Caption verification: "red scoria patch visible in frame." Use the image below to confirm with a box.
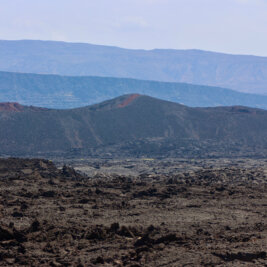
[117,94,140,108]
[0,102,25,112]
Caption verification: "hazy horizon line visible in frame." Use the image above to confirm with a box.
[1,38,266,58]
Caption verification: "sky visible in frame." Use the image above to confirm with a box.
[0,0,267,56]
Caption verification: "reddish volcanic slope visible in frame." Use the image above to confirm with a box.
[0,102,46,112]
[0,102,25,112]
[117,94,140,108]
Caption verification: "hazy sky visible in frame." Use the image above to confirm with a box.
[0,0,267,56]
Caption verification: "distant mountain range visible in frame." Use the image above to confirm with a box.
[0,40,266,95]
[1,95,267,158]
[1,71,267,109]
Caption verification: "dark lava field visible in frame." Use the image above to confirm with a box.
[0,158,266,266]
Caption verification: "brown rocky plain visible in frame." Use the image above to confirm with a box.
[0,158,266,266]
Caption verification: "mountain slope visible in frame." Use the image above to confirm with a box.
[0,95,267,157]
[1,71,267,109]
[0,40,267,94]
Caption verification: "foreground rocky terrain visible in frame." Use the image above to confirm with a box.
[0,158,266,266]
